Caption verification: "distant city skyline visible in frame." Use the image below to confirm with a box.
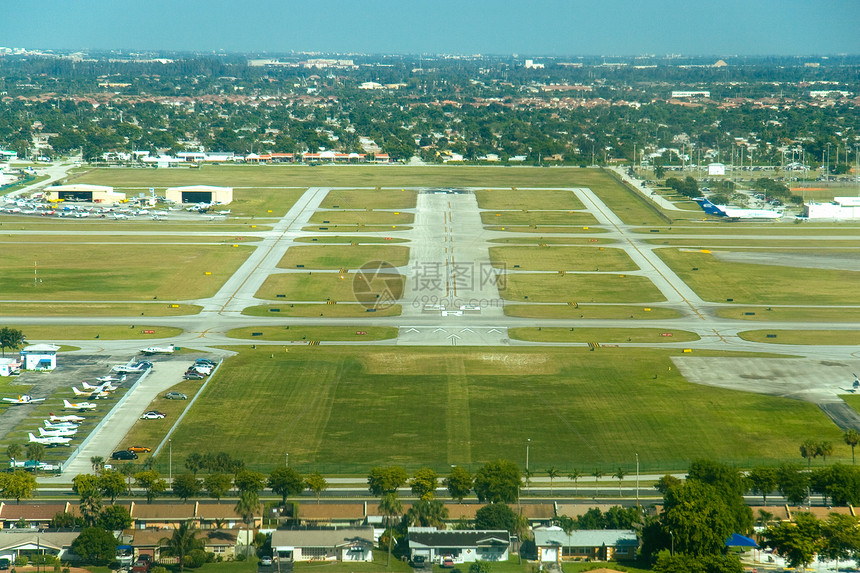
[2,0,858,56]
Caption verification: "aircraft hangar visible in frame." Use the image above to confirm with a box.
[43,184,125,203]
[165,185,233,205]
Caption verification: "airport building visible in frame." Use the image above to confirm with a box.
[165,185,233,205]
[20,344,60,371]
[43,184,126,203]
[803,197,860,220]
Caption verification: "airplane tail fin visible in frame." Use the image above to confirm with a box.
[82,382,94,390]
[696,198,726,216]
[63,400,73,408]
[72,387,84,395]
[28,433,38,442]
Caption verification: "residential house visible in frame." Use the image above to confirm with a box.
[533,526,638,562]
[271,527,374,562]
[0,531,80,560]
[407,528,510,564]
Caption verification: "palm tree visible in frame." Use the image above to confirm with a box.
[405,499,448,528]
[378,492,402,567]
[234,490,260,529]
[90,456,105,475]
[523,468,533,494]
[0,327,24,358]
[800,439,818,470]
[79,490,103,527]
[159,521,202,573]
[613,468,627,497]
[6,444,22,463]
[546,467,560,496]
[25,443,44,473]
[119,462,136,494]
[817,441,834,464]
[592,470,603,497]
[845,429,860,465]
[567,470,582,495]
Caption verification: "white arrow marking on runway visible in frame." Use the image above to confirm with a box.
[405,328,420,333]
[461,328,475,334]
[488,328,502,334]
[433,328,447,333]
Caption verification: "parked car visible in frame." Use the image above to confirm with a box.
[164,392,187,400]
[441,558,454,568]
[260,557,273,567]
[195,358,216,366]
[127,445,152,453]
[183,371,204,380]
[140,411,165,420]
[112,450,138,460]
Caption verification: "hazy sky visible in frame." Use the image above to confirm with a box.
[2,0,858,56]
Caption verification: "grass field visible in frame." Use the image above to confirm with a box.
[255,272,405,303]
[644,238,860,248]
[158,346,846,474]
[654,248,860,305]
[225,326,398,341]
[509,327,700,343]
[475,189,585,210]
[308,211,415,225]
[500,273,666,303]
[480,211,598,226]
[302,225,411,233]
[504,304,682,320]
[278,245,410,269]
[0,219,271,232]
[228,187,306,217]
[489,246,638,272]
[0,303,202,316]
[10,325,183,340]
[0,244,252,301]
[485,226,607,234]
[488,237,614,245]
[294,235,409,244]
[0,235,263,244]
[714,306,860,322]
[632,225,860,235]
[242,303,402,318]
[319,188,418,209]
[737,330,860,345]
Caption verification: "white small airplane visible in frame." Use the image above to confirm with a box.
[3,395,46,405]
[113,363,145,373]
[113,213,128,220]
[84,380,119,391]
[29,432,71,446]
[63,399,96,411]
[49,413,85,423]
[139,343,175,355]
[72,386,109,399]
[44,420,78,430]
[96,375,124,383]
[39,426,77,437]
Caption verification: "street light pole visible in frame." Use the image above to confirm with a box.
[168,439,172,482]
[285,452,289,467]
[635,452,639,508]
[526,438,531,493]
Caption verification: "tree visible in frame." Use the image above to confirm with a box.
[613,468,627,497]
[410,467,439,500]
[90,456,105,475]
[813,464,860,506]
[2,470,36,502]
[79,490,103,527]
[655,474,681,494]
[184,452,205,474]
[73,474,100,497]
[50,511,84,529]
[98,505,133,530]
[800,439,819,469]
[652,551,743,573]
[134,470,167,503]
[817,441,834,464]
[304,472,328,503]
[592,470,603,497]
[234,490,260,528]
[546,467,560,496]
[99,470,128,503]
[475,503,525,536]
[820,513,860,570]
[268,467,303,505]
[845,429,860,465]
[71,526,117,565]
[119,462,136,493]
[405,498,449,528]
[567,470,582,494]
[777,463,810,505]
[367,466,408,497]
[746,466,778,505]
[378,492,402,567]
[473,460,520,503]
[6,444,22,462]
[661,481,738,557]
[234,469,266,496]
[159,521,203,573]
[522,468,533,493]
[26,442,45,466]
[445,466,472,502]
[762,512,821,569]
[0,327,24,357]
[172,473,202,502]
[204,473,233,502]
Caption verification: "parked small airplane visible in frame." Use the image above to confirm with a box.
[28,432,71,446]
[96,375,124,383]
[63,399,97,411]
[72,386,109,399]
[44,420,79,430]
[83,380,119,391]
[113,363,146,373]
[49,413,85,423]
[139,343,175,355]
[2,395,45,405]
[39,426,77,437]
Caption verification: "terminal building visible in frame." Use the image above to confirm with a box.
[165,185,233,205]
[803,197,860,220]
[43,184,126,203]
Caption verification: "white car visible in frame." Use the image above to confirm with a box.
[140,411,166,420]
[260,557,273,567]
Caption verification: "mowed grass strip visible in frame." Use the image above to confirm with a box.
[737,330,860,345]
[475,189,585,210]
[715,306,860,323]
[0,303,201,317]
[294,235,409,244]
[242,303,402,318]
[9,325,182,340]
[319,189,418,209]
[644,238,860,247]
[489,246,638,272]
[0,219,271,232]
[0,244,252,301]
[0,235,262,244]
[504,304,682,320]
[118,378,206,453]
[228,188,306,217]
[655,248,860,305]
[488,237,614,245]
[500,273,666,303]
[226,326,398,341]
[302,225,411,233]
[278,245,410,269]
[480,211,596,226]
[164,346,845,472]
[309,211,414,225]
[485,225,606,234]
[592,171,673,225]
[632,225,860,236]
[256,272,405,302]
[509,327,700,343]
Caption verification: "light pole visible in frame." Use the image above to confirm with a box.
[526,438,531,493]
[285,452,289,467]
[635,452,639,508]
[168,439,172,482]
